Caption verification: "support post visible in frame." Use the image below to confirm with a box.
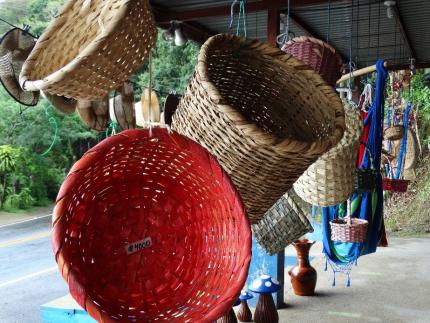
[267,3,281,47]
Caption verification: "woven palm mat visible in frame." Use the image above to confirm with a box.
[0,28,39,106]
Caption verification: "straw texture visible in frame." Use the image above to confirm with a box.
[252,193,313,255]
[53,128,251,322]
[20,0,157,100]
[77,97,109,131]
[294,101,363,206]
[282,36,344,86]
[384,125,404,141]
[172,34,345,223]
[0,28,39,106]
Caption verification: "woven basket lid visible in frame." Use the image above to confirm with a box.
[0,28,39,106]
[52,128,251,322]
[77,97,109,131]
[109,80,136,130]
[43,92,77,114]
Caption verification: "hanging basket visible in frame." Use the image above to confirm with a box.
[384,125,404,141]
[172,34,345,224]
[164,93,180,126]
[252,193,313,256]
[110,80,136,130]
[52,128,251,322]
[0,28,39,106]
[354,147,378,193]
[20,0,157,101]
[282,36,344,86]
[77,97,109,131]
[382,178,409,193]
[330,217,368,243]
[43,92,77,114]
[294,101,362,206]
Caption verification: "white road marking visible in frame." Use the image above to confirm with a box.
[0,267,58,289]
[0,213,52,229]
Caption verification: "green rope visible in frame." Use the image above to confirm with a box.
[236,0,247,38]
[41,105,58,156]
[105,121,119,138]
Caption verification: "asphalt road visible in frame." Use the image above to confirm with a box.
[0,215,68,323]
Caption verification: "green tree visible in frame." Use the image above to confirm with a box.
[0,145,20,207]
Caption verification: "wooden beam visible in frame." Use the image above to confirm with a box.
[267,2,281,46]
[153,0,345,24]
[393,4,417,59]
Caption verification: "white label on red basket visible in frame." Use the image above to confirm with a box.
[126,237,152,255]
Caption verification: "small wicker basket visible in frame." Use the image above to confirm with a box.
[77,97,109,131]
[330,217,368,243]
[282,36,344,86]
[20,0,157,100]
[382,178,409,193]
[252,193,313,256]
[384,125,404,141]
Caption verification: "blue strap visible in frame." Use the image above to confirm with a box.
[395,103,411,179]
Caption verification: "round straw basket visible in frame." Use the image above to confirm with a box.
[294,101,363,206]
[389,128,418,170]
[282,36,344,86]
[20,0,157,101]
[109,80,136,130]
[172,34,345,224]
[384,125,404,141]
[252,193,313,256]
[53,128,251,322]
[43,92,77,115]
[330,217,368,243]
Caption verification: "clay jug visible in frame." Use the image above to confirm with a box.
[288,239,317,296]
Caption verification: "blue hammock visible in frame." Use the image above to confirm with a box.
[395,103,412,179]
[321,60,388,285]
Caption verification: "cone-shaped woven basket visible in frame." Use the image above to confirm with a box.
[0,28,39,106]
[52,128,251,322]
[77,97,109,131]
[252,193,313,255]
[294,101,362,206]
[20,0,157,101]
[110,80,136,130]
[172,34,345,223]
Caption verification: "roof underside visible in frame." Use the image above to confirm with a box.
[151,0,430,69]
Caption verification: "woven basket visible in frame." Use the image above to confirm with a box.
[44,92,77,114]
[384,125,404,141]
[52,128,251,322]
[0,28,39,106]
[252,193,313,255]
[20,0,157,101]
[294,101,362,206]
[389,128,418,171]
[77,97,109,131]
[172,34,345,224]
[382,178,409,193]
[330,217,368,243]
[110,80,136,130]
[282,36,344,86]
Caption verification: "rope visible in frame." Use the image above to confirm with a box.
[40,105,59,156]
[276,0,291,46]
[230,0,247,38]
[105,121,118,137]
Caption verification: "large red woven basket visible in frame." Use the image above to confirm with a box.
[382,178,409,193]
[282,36,344,86]
[52,128,251,322]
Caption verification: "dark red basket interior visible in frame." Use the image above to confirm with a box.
[382,178,409,193]
[52,128,251,322]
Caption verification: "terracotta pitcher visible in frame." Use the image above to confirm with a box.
[288,239,317,296]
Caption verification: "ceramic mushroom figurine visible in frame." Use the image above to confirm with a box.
[237,290,253,322]
[250,275,281,323]
[217,299,240,323]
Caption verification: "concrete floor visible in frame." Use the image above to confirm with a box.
[274,237,430,323]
